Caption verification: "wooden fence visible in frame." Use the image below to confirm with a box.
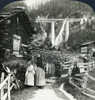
[63,60,95,72]
[0,72,14,100]
[69,73,95,99]
[67,60,95,99]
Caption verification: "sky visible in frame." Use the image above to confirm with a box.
[0,0,21,12]
[24,0,51,10]
[0,0,95,12]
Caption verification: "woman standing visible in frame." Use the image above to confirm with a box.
[36,54,46,88]
[25,61,35,86]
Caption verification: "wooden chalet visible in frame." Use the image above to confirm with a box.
[80,41,95,56]
[0,7,36,59]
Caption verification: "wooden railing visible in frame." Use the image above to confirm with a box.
[0,72,15,100]
[65,61,95,72]
[69,73,95,99]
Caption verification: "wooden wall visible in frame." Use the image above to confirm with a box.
[0,12,33,59]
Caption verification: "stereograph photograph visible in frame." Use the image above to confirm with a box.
[0,0,95,100]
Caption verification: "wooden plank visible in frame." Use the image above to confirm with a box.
[1,93,7,100]
[0,84,14,100]
[82,91,95,99]
[86,74,95,82]
[73,77,84,82]
[10,84,15,90]
[77,63,88,66]
[63,67,69,69]
[1,72,5,98]
[36,18,81,22]
[83,87,95,94]
[1,83,14,100]
[69,81,81,90]
[63,65,71,68]
[64,61,71,64]
[8,75,11,100]
[0,76,8,89]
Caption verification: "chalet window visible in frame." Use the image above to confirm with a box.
[13,34,21,56]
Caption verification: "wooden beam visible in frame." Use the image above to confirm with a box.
[0,76,9,89]
[83,87,95,94]
[36,18,81,22]
[86,74,95,82]
[51,21,55,46]
[82,91,95,99]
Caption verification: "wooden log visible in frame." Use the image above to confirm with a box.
[64,61,71,64]
[0,33,10,37]
[0,76,8,89]
[0,38,12,42]
[74,73,85,76]
[82,91,95,99]
[0,46,12,50]
[72,77,84,83]
[83,87,95,94]
[69,81,81,90]
[86,74,95,82]
[0,42,12,47]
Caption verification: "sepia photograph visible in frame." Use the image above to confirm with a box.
[0,0,95,100]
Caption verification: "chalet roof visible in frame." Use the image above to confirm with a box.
[0,7,25,21]
[0,7,36,35]
[81,41,95,46]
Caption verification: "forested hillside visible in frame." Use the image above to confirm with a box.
[27,0,95,51]
[1,0,95,51]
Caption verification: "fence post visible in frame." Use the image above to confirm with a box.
[1,72,5,98]
[8,74,11,100]
[82,72,88,88]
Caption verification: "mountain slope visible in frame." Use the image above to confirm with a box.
[1,0,95,50]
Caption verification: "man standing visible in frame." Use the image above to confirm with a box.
[71,62,80,78]
[71,61,81,87]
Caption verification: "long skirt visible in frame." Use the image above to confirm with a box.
[25,72,34,86]
[36,67,46,86]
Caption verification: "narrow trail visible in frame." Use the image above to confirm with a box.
[12,78,69,100]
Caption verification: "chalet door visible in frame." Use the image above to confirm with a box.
[13,34,21,56]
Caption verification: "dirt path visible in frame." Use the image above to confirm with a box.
[12,79,69,100]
